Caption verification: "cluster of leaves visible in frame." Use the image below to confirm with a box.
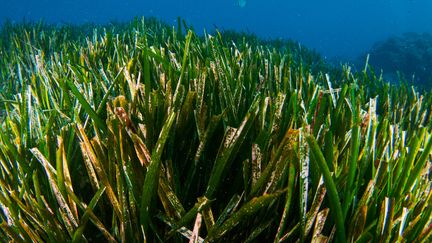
[0,17,431,242]
[215,29,332,75]
[364,32,432,89]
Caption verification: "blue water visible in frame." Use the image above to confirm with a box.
[1,0,432,60]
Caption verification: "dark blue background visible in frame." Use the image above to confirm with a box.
[1,0,431,59]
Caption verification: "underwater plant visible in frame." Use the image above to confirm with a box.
[0,17,431,242]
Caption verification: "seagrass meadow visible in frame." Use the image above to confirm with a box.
[0,17,431,242]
